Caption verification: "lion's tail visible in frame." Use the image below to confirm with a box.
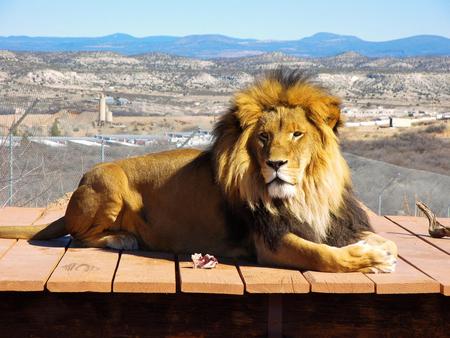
[0,217,68,240]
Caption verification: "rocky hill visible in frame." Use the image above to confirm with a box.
[0,50,448,118]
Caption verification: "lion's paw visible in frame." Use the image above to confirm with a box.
[103,233,139,251]
[341,240,397,273]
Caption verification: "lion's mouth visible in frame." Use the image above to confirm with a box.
[267,176,295,186]
[266,175,297,199]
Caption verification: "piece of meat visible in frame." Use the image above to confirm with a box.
[191,253,218,269]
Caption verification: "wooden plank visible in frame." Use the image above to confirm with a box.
[0,238,16,259]
[439,218,450,227]
[359,211,442,294]
[178,255,244,295]
[0,207,44,226]
[387,215,450,255]
[366,258,440,294]
[367,213,450,295]
[303,271,374,293]
[0,238,69,291]
[113,251,176,293]
[32,206,66,225]
[47,247,119,292]
[238,262,309,293]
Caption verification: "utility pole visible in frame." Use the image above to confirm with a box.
[178,127,200,148]
[8,131,13,206]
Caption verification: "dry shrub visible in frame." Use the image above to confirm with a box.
[423,123,447,134]
[341,131,450,176]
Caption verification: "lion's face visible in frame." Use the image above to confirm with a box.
[250,106,318,199]
[213,69,348,221]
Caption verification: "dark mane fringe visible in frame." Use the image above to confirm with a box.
[242,189,373,251]
[247,199,319,250]
[223,182,373,251]
[262,68,314,90]
[325,186,373,247]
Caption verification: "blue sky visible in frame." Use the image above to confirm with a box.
[0,0,449,41]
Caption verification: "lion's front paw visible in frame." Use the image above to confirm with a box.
[361,232,398,258]
[338,240,397,273]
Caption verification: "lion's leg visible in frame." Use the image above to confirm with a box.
[65,167,130,248]
[255,233,397,273]
[76,231,139,250]
[70,196,137,250]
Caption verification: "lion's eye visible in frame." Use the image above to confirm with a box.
[293,131,303,138]
[258,132,269,143]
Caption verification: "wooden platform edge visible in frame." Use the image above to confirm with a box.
[113,251,177,293]
[303,271,375,294]
[178,255,244,295]
[237,263,310,294]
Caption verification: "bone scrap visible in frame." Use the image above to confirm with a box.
[191,253,218,269]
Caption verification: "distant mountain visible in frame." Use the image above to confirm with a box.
[0,32,449,58]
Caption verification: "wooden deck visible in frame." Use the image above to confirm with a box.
[0,205,449,337]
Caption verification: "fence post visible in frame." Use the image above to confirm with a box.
[378,195,382,215]
[8,133,13,206]
[101,139,105,163]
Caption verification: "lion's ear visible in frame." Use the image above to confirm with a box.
[323,96,341,130]
[310,95,341,130]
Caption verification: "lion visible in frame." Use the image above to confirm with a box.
[0,69,397,273]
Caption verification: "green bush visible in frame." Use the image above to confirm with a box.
[50,119,62,136]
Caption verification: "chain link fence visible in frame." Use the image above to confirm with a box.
[0,100,449,216]
[0,135,175,207]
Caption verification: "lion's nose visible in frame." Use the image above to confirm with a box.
[266,160,288,171]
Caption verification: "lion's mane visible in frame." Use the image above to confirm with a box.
[211,69,371,249]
